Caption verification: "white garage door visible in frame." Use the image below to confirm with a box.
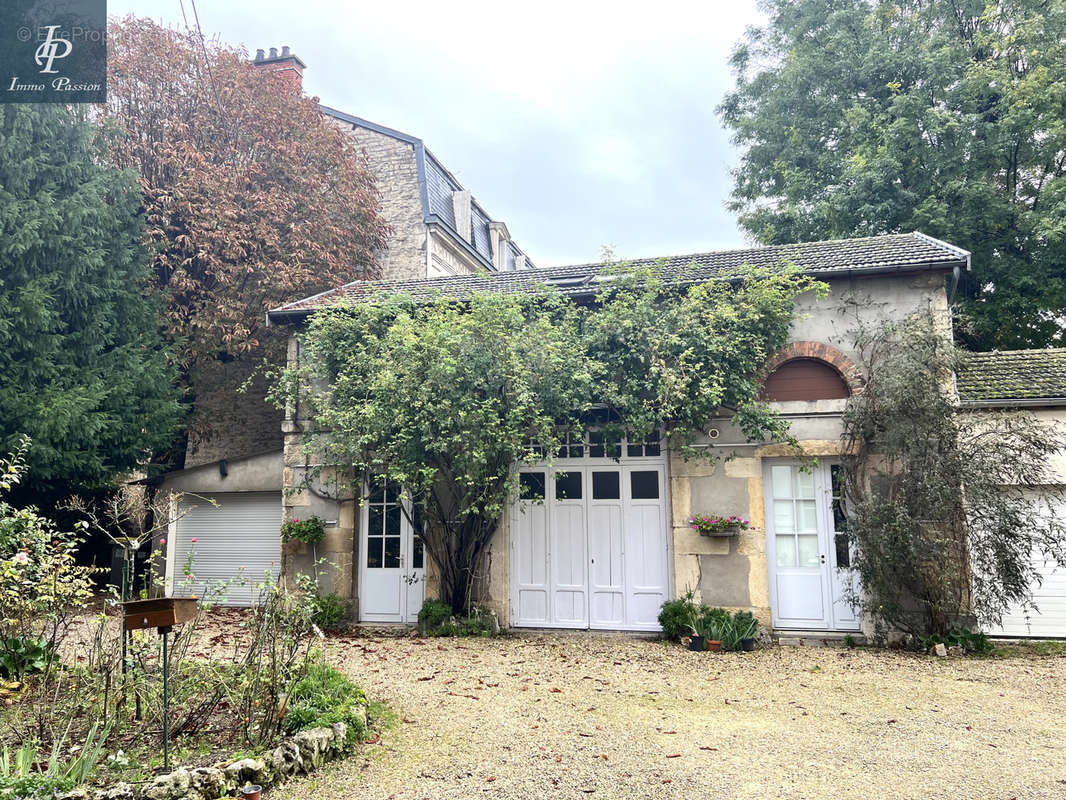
[172,492,282,607]
[510,436,671,632]
[990,495,1066,639]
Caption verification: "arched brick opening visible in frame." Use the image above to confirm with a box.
[763,341,863,400]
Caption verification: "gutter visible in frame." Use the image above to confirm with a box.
[959,398,1066,409]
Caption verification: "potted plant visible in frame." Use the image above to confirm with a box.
[704,615,731,652]
[729,610,760,652]
[687,610,706,651]
[688,514,751,537]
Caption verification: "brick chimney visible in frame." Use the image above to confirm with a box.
[253,45,305,93]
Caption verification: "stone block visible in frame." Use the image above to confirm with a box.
[143,768,190,800]
[673,527,730,556]
[320,528,353,553]
[723,457,759,479]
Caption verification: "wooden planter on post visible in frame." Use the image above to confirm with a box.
[120,597,199,770]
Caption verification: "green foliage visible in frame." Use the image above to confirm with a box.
[417,600,499,637]
[281,515,327,545]
[280,271,817,613]
[0,722,108,796]
[841,310,1066,635]
[0,105,182,502]
[283,660,368,746]
[658,594,762,651]
[720,0,1066,349]
[310,593,345,630]
[919,629,993,656]
[0,636,53,680]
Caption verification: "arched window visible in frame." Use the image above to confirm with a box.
[762,358,851,402]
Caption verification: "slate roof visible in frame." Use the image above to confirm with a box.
[957,349,1066,404]
[320,105,534,272]
[268,232,968,319]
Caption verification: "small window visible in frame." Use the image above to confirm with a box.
[555,471,582,500]
[413,536,424,570]
[519,472,545,501]
[384,536,401,568]
[834,533,850,569]
[630,470,659,499]
[592,471,620,499]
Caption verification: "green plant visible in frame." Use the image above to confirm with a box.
[417,599,452,633]
[843,634,857,649]
[919,628,993,656]
[0,722,109,796]
[418,601,498,638]
[0,635,54,679]
[281,515,327,545]
[310,593,345,630]
[688,514,751,535]
[658,591,701,641]
[283,660,369,746]
[724,610,760,651]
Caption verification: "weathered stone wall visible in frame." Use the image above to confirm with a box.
[331,119,428,282]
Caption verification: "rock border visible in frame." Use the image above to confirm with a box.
[58,720,358,800]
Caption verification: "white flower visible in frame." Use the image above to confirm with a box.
[13,552,29,566]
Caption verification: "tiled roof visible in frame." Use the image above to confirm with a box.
[957,349,1066,404]
[269,232,967,317]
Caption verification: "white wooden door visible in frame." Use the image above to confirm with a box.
[588,468,624,628]
[510,435,671,631]
[623,466,670,629]
[550,469,588,627]
[765,462,859,631]
[359,478,425,623]
[171,492,282,606]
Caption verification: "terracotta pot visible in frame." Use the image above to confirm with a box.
[241,786,262,800]
[706,639,722,652]
[688,635,705,652]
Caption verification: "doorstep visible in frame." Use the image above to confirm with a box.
[774,631,866,647]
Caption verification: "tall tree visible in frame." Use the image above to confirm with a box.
[104,17,389,461]
[0,105,183,502]
[720,0,1066,350]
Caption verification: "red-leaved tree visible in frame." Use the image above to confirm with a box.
[104,17,389,463]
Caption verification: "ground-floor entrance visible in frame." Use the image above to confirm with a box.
[764,460,860,631]
[358,478,425,623]
[510,444,670,631]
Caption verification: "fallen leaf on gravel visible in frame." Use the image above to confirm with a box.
[486,776,496,783]
[887,719,897,724]
[555,755,562,762]
[699,746,717,751]
[550,687,563,693]
[403,717,416,724]
[599,754,608,760]
[442,678,454,685]
[663,779,673,784]
[665,753,681,758]
[417,676,434,682]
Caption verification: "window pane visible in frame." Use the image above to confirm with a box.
[774,500,795,533]
[413,502,424,534]
[627,443,643,457]
[771,466,793,498]
[413,536,424,569]
[592,471,620,500]
[776,535,797,567]
[589,430,604,458]
[555,471,582,500]
[366,537,383,569]
[519,472,545,500]
[568,443,584,458]
[384,536,401,568]
[798,534,820,567]
[384,481,399,504]
[797,500,817,533]
[386,505,402,535]
[830,463,844,496]
[630,470,659,499]
[644,442,660,457]
[796,470,815,499]
[834,533,850,569]
[832,499,847,532]
[367,507,383,536]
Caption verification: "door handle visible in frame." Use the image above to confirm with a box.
[820,554,826,565]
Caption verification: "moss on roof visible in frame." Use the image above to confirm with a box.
[957,349,1066,403]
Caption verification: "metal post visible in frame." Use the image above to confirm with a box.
[162,629,170,770]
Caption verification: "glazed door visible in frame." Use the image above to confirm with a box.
[360,478,424,623]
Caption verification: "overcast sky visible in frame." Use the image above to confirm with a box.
[108,0,764,266]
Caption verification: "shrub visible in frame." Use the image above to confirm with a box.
[417,599,451,632]
[281,516,327,545]
[417,600,499,637]
[658,591,700,641]
[311,593,345,630]
[283,660,368,746]
[919,628,992,655]
[0,635,54,679]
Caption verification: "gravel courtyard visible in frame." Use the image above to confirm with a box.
[272,633,1066,800]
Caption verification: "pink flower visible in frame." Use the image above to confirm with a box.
[191,537,198,543]
[159,538,166,546]
[13,552,28,565]
[187,574,194,580]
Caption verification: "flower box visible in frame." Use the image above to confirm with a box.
[688,514,750,538]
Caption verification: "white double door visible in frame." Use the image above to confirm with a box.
[764,461,860,631]
[358,478,425,623]
[511,464,670,631]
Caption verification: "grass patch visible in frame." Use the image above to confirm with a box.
[988,640,1066,659]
